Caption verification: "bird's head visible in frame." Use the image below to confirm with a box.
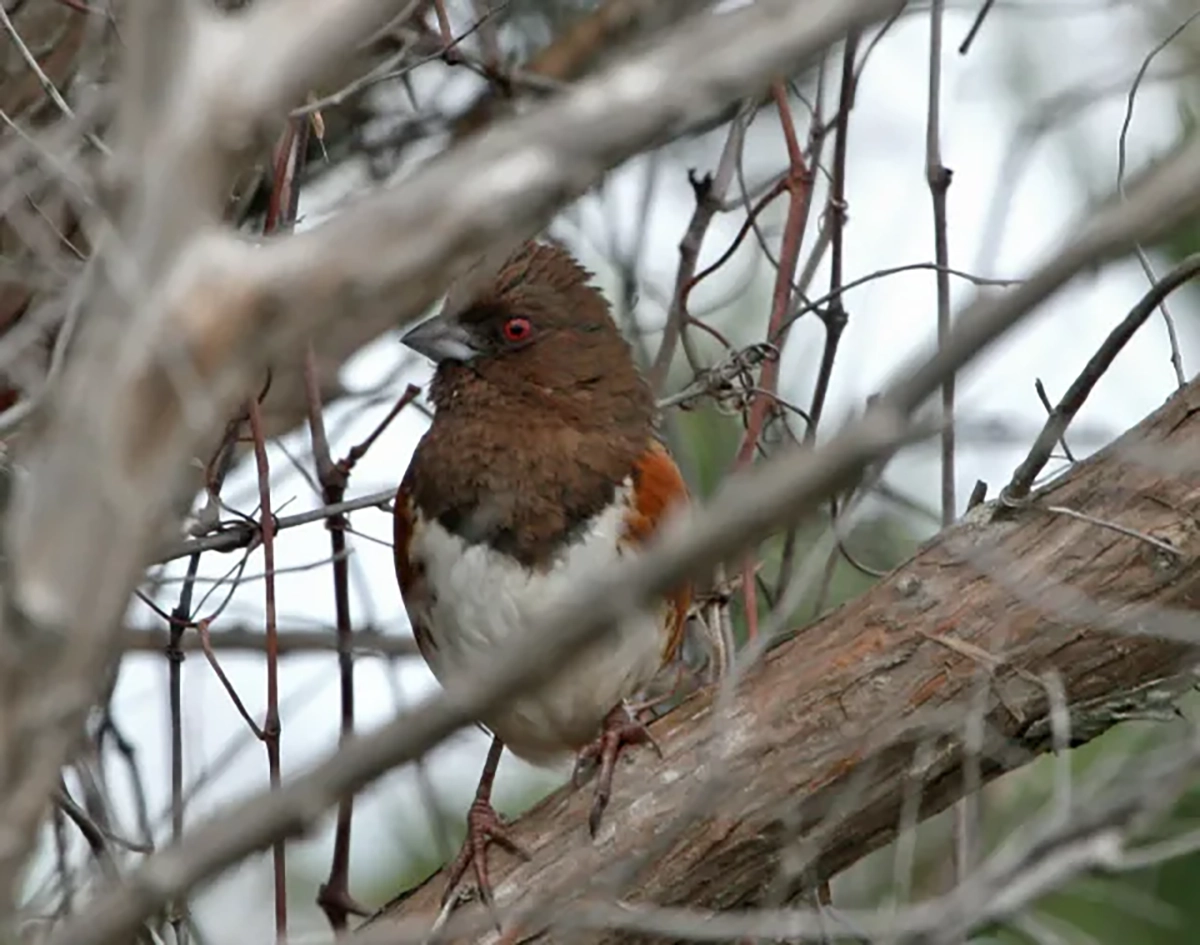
[401,242,653,431]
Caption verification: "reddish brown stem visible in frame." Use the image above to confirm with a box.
[801,35,859,620]
[247,398,286,943]
[253,113,309,944]
[195,619,266,740]
[683,178,788,310]
[306,344,359,932]
[733,86,814,467]
[336,384,422,479]
[265,123,300,235]
[728,82,815,640]
[308,369,421,929]
[807,35,857,437]
[163,415,246,945]
[165,552,198,945]
[740,558,760,641]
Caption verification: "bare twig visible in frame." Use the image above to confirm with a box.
[1003,252,1200,505]
[121,625,417,658]
[306,341,360,932]
[194,619,266,740]
[957,0,996,56]
[926,0,955,528]
[247,398,287,941]
[166,551,199,945]
[0,3,109,155]
[1042,504,1183,560]
[1034,378,1075,463]
[157,490,396,563]
[926,0,969,912]
[798,37,857,622]
[807,35,857,436]
[777,263,1017,339]
[728,82,816,639]
[649,105,751,389]
[1115,9,1200,389]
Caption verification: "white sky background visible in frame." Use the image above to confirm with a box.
[33,3,1200,941]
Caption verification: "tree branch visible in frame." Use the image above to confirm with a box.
[369,373,1200,943]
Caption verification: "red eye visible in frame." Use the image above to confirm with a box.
[502,317,532,343]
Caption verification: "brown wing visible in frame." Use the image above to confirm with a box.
[393,469,438,668]
[621,439,692,665]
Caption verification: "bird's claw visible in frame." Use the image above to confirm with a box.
[571,705,662,836]
[442,797,530,912]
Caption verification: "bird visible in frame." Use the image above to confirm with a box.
[392,240,692,907]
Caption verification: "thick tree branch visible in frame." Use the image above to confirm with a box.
[369,373,1200,944]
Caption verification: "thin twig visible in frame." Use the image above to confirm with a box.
[772,55,832,607]
[337,384,421,476]
[160,414,248,945]
[194,620,266,740]
[157,489,397,563]
[166,551,200,945]
[1033,378,1075,463]
[728,82,817,640]
[1003,252,1200,505]
[1042,505,1183,560]
[776,262,1018,341]
[0,4,110,155]
[306,341,361,932]
[1115,9,1200,389]
[801,36,857,620]
[247,398,287,942]
[926,0,955,528]
[649,104,752,389]
[122,625,417,658]
[928,0,968,910]
[957,0,996,56]
[808,36,858,436]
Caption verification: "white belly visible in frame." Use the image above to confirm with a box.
[406,493,665,763]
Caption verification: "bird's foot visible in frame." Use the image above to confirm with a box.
[443,797,530,909]
[315,881,371,926]
[572,704,662,836]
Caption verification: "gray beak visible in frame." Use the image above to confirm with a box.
[400,314,479,364]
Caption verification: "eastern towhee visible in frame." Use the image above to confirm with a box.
[393,241,691,905]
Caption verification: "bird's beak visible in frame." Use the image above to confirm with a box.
[400,314,479,364]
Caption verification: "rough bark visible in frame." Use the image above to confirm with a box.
[367,379,1200,943]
